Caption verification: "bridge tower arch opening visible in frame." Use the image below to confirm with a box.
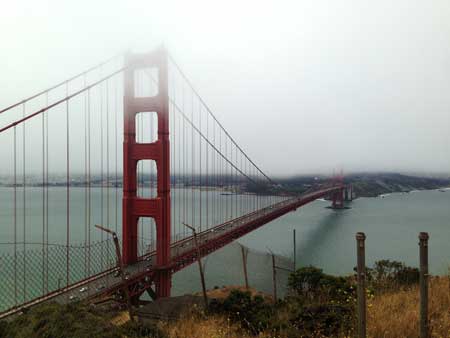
[122,48,171,298]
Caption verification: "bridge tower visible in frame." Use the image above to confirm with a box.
[331,188,345,208]
[344,184,353,201]
[331,173,345,209]
[122,48,171,298]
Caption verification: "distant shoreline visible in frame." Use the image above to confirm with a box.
[1,173,449,199]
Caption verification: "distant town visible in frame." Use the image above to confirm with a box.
[1,172,449,198]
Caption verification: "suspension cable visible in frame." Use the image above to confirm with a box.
[168,54,276,186]
[0,68,126,134]
[0,52,123,115]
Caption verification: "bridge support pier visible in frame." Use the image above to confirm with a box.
[344,185,353,201]
[331,188,345,209]
[122,48,172,298]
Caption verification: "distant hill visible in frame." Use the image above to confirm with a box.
[278,173,450,197]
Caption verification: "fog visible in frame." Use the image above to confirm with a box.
[1,0,450,177]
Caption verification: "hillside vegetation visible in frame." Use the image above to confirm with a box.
[279,173,450,197]
[1,261,449,338]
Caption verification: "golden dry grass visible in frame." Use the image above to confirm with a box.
[367,276,450,338]
[110,311,131,326]
[159,313,273,338]
[196,285,273,302]
[161,278,449,338]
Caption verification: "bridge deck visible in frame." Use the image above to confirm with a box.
[0,185,343,318]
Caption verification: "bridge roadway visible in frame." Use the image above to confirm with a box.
[0,184,344,319]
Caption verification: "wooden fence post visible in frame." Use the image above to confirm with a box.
[356,232,366,338]
[419,232,429,338]
[240,244,249,289]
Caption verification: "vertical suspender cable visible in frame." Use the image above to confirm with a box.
[100,80,104,268]
[199,102,202,232]
[172,70,178,241]
[114,77,118,234]
[138,73,143,254]
[87,88,91,277]
[214,122,216,224]
[234,145,236,218]
[191,91,194,228]
[182,83,186,238]
[176,75,182,240]
[42,98,45,295]
[240,151,243,216]
[66,83,70,288]
[170,69,174,242]
[45,94,49,292]
[22,103,26,302]
[206,107,209,229]
[13,126,17,305]
[106,80,110,264]
[84,75,88,278]
[219,127,222,220]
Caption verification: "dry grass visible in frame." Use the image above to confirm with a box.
[110,311,131,326]
[367,276,450,338]
[159,313,274,338]
[162,278,449,338]
[196,285,273,302]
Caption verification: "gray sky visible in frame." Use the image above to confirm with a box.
[1,0,450,176]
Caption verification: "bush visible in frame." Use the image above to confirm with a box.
[288,266,355,304]
[284,266,357,337]
[0,303,122,338]
[291,303,354,337]
[120,321,166,338]
[209,289,274,334]
[0,321,8,337]
[0,302,165,338]
[363,260,419,291]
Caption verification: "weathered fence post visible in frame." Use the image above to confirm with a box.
[183,223,208,308]
[240,244,249,289]
[356,232,366,338]
[95,224,134,321]
[293,229,297,271]
[419,232,429,338]
[271,253,277,302]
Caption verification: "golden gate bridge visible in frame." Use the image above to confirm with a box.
[0,47,350,318]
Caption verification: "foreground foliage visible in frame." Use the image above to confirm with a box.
[207,262,448,338]
[1,260,447,338]
[0,302,164,338]
[209,266,356,337]
[367,276,450,338]
[364,259,420,291]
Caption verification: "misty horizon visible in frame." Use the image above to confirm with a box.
[1,1,450,176]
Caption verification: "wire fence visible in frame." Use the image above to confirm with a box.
[172,241,296,300]
[0,239,118,313]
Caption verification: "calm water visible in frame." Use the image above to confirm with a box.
[173,189,450,298]
[0,187,449,310]
[239,189,450,275]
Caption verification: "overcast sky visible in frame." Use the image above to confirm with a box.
[1,0,450,176]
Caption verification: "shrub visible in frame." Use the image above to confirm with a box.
[0,303,123,338]
[0,302,165,338]
[288,266,355,304]
[291,303,354,337]
[363,260,419,292]
[209,289,274,334]
[285,266,357,337]
[120,320,166,338]
[0,321,8,337]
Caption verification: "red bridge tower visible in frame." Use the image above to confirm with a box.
[122,48,171,298]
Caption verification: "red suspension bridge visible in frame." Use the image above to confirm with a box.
[0,47,350,318]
